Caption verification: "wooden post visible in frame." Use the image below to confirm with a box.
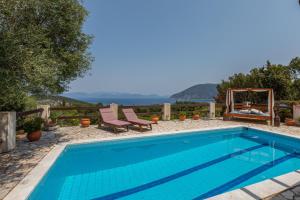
[209,102,215,119]
[0,112,16,153]
[162,103,171,121]
[293,104,300,122]
[269,89,273,126]
[37,105,50,123]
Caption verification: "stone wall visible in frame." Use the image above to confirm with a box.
[293,105,300,122]
[0,112,16,153]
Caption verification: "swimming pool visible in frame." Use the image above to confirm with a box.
[28,127,300,200]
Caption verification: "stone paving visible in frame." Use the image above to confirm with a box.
[1,119,300,200]
[266,186,300,200]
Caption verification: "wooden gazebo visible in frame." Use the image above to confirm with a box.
[224,88,274,125]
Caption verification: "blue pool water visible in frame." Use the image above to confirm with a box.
[29,127,300,200]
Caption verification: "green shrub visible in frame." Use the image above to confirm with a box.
[138,115,152,121]
[278,109,292,122]
[200,111,209,118]
[193,110,200,115]
[50,110,81,126]
[16,117,25,130]
[50,111,62,123]
[90,118,99,125]
[179,111,187,116]
[59,118,80,127]
[23,117,43,133]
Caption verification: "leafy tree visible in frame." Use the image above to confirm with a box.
[0,0,93,111]
[289,57,300,78]
[216,59,299,103]
[292,79,300,100]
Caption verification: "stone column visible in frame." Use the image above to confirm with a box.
[110,103,118,119]
[37,105,50,123]
[0,112,16,153]
[162,103,171,121]
[209,102,216,119]
[293,105,300,122]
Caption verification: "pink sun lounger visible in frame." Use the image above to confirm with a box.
[122,108,153,130]
[99,108,131,132]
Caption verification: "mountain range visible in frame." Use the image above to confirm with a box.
[63,83,219,102]
[63,92,166,99]
[170,83,218,100]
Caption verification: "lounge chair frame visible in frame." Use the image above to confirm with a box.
[122,108,153,131]
[99,108,131,132]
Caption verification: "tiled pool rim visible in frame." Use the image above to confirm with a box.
[4,125,300,200]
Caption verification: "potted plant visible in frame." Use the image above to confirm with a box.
[23,117,44,142]
[179,111,187,121]
[81,118,91,127]
[285,118,296,126]
[46,119,58,131]
[192,111,200,120]
[17,129,25,135]
[151,115,159,124]
[16,117,26,135]
[46,112,59,130]
[16,128,26,140]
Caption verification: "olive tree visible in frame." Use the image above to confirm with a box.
[0,0,93,111]
[216,59,300,103]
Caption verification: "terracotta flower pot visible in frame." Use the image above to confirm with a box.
[47,121,56,126]
[285,118,296,126]
[46,122,58,131]
[27,130,42,142]
[179,115,186,121]
[17,129,25,135]
[151,116,159,124]
[193,114,200,120]
[81,118,91,127]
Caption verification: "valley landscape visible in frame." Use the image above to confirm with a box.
[62,83,218,105]
[1,1,300,200]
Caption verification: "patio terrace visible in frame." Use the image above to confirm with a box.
[1,119,300,200]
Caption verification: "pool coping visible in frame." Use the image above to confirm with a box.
[3,125,300,200]
[208,126,300,200]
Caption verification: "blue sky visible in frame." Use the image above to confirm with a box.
[68,0,300,96]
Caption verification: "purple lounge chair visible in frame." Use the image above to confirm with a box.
[122,108,153,130]
[99,108,131,132]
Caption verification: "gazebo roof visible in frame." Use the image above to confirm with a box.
[228,88,273,92]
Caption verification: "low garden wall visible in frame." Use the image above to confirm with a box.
[0,101,299,153]
[48,102,220,126]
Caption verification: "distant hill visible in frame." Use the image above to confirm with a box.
[63,92,167,100]
[35,95,94,107]
[170,83,218,100]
